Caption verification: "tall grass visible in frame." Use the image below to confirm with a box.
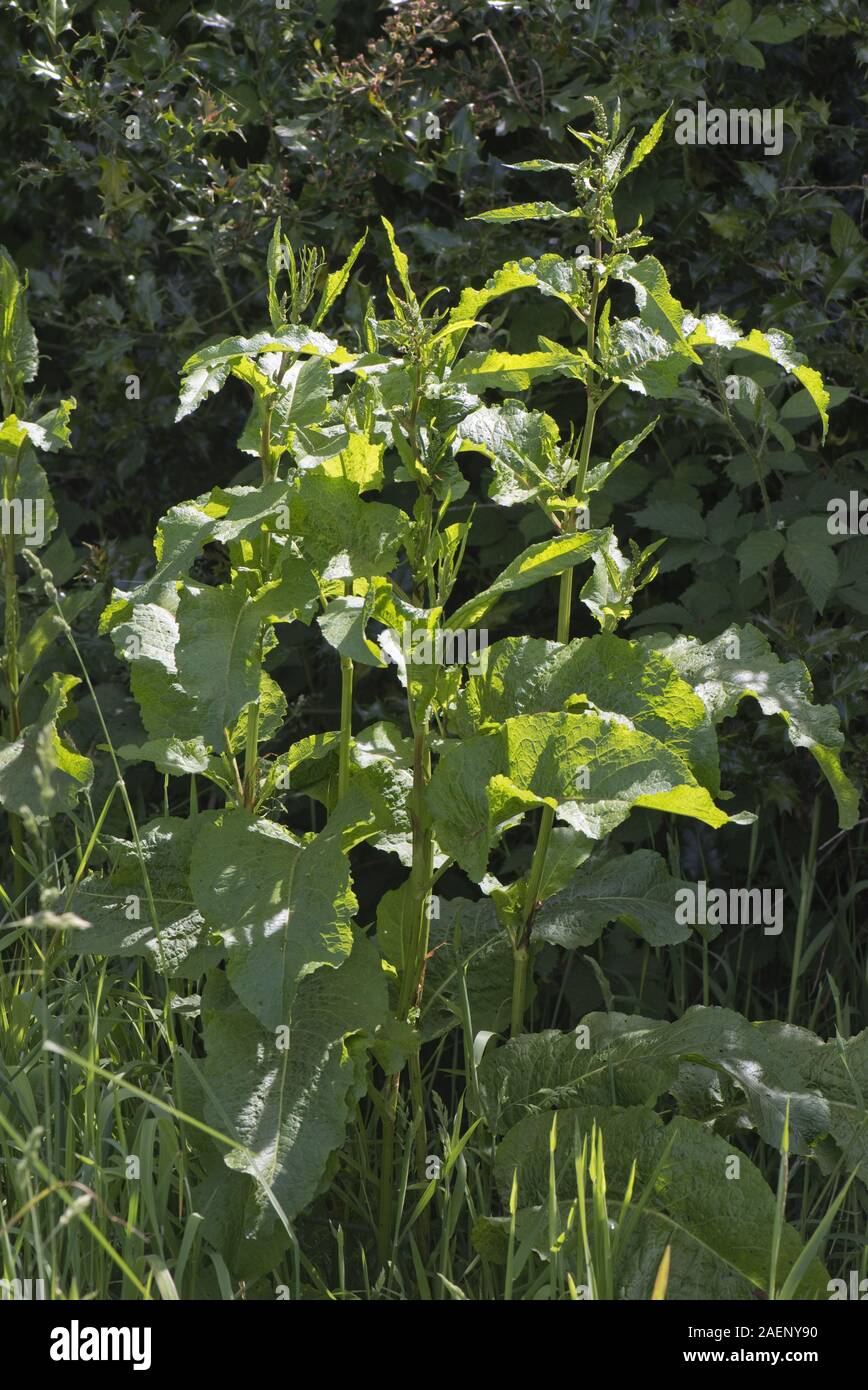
[1,863,864,1299]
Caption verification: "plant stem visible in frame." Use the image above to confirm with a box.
[242,395,283,810]
[786,797,820,1024]
[3,450,24,896]
[377,371,436,1265]
[407,1048,430,1255]
[377,1070,400,1266]
[508,395,599,1034]
[510,942,530,1038]
[337,576,354,799]
[242,698,260,810]
[337,657,354,798]
[379,650,434,1266]
[399,726,434,1018]
[2,534,21,740]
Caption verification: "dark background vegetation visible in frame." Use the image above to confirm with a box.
[1,0,866,1030]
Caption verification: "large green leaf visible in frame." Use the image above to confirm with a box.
[70,815,221,977]
[513,255,590,314]
[108,586,286,753]
[100,483,290,619]
[304,723,426,867]
[534,849,692,948]
[0,674,92,821]
[0,446,58,554]
[291,468,407,581]
[481,1006,868,1174]
[476,1028,673,1134]
[605,317,690,398]
[451,255,590,333]
[455,399,564,507]
[118,736,217,779]
[421,895,514,1041]
[346,723,416,863]
[736,328,829,436]
[610,255,700,359]
[448,532,606,630]
[686,317,829,439]
[0,398,75,457]
[317,593,386,668]
[641,623,859,829]
[487,1106,827,1299]
[108,600,194,740]
[172,584,265,750]
[200,931,398,1233]
[469,201,581,225]
[452,346,592,393]
[585,418,658,493]
[585,1008,868,1171]
[453,253,590,329]
[754,1020,868,1175]
[580,531,632,629]
[455,633,718,789]
[380,215,414,299]
[623,107,669,176]
[176,328,340,421]
[450,261,541,325]
[0,247,38,390]
[263,731,341,801]
[315,431,385,493]
[237,354,333,459]
[313,232,367,325]
[190,803,358,1031]
[248,554,320,626]
[427,711,747,882]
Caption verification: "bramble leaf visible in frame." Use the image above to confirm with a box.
[735,528,785,581]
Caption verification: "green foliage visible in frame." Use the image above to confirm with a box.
[0,250,90,846]
[55,110,859,1289]
[478,1106,829,1299]
[1,0,866,1304]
